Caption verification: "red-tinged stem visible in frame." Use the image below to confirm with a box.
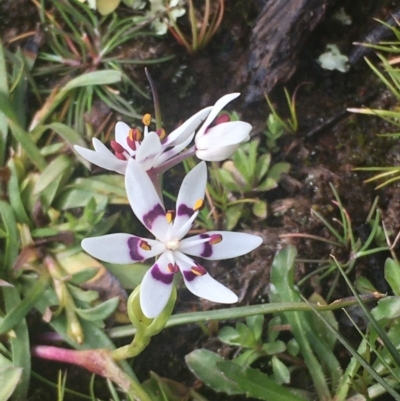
[32,345,152,401]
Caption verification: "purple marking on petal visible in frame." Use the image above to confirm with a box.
[128,237,145,261]
[177,204,194,218]
[151,264,174,284]
[143,204,165,229]
[199,234,212,257]
[183,270,197,282]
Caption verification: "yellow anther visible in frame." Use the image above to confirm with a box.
[139,240,152,251]
[157,128,166,140]
[129,128,142,142]
[209,234,222,245]
[191,265,207,276]
[166,210,176,224]
[142,113,152,127]
[193,199,204,211]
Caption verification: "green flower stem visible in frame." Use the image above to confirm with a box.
[111,334,151,360]
[107,293,384,339]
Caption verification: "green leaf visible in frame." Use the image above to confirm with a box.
[308,292,338,350]
[256,177,277,191]
[34,155,74,194]
[247,315,264,342]
[385,258,400,296]
[372,296,400,320]
[0,272,49,335]
[269,246,339,398]
[56,188,109,211]
[236,322,256,347]
[0,42,9,166]
[217,167,240,191]
[218,326,241,345]
[46,122,87,148]
[271,356,291,385]
[105,262,149,289]
[185,349,241,395]
[234,349,261,366]
[7,159,30,225]
[2,286,31,401]
[68,285,99,304]
[267,162,291,182]
[268,316,282,342]
[8,120,46,171]
[225,203,244,230]
[287,338,300,356]
[62,70,122,92]
[75,297,119,322]
[69,268,100,285]
[252,200,267,218]
[232,146,250,181]
[255,153,271,182]
[0,92,18,124]
[0,200,19,271]
[34,155,74,209]
[97,0,121,15]
[261,340,286,355]
[216,359,307,401]
[0,366,23,401]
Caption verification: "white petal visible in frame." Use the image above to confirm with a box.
[185,274,238,303]
[74,144,127,174]
[164,107,212,147]
[81,234,164,263]
[176,254,238,303]
[135,132,163,170]
[180,231,263,260]
[157,133,195,166]
[115,121,131,146]
[172,162,207,238]
[195,93,240,139]
[196,121,252,149]
[196,144,239,162]
[92,138,112,155]
[140,253,175,318]
[125,158,169,239]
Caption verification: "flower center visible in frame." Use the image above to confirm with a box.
[166,239,180,251]
[110,114,167,160]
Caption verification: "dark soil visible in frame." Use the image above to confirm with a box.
[2,0,400,399]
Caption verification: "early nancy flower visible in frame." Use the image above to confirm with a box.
[74,93,251,175]
[74,107,212,175]
[194,93,252,162]
[82,159,262,318]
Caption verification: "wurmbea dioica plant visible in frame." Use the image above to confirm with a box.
[83,159,262,317]
[74,93,252,178]
[73,92,261,378]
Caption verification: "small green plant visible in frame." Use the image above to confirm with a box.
[218,314,298,384]
[348,22,400,188]
[185,246,387,401]
[167,0,225,53]
[30,0,172,133]
[264,87,299,152]
[211,139,290,229]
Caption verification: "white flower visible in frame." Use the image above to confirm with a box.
[194,93,252,161]
[81,159,262,318]
[74,107,212,174]
[74,93,252,174]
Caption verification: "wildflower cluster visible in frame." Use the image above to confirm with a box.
[76,93,262,318]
